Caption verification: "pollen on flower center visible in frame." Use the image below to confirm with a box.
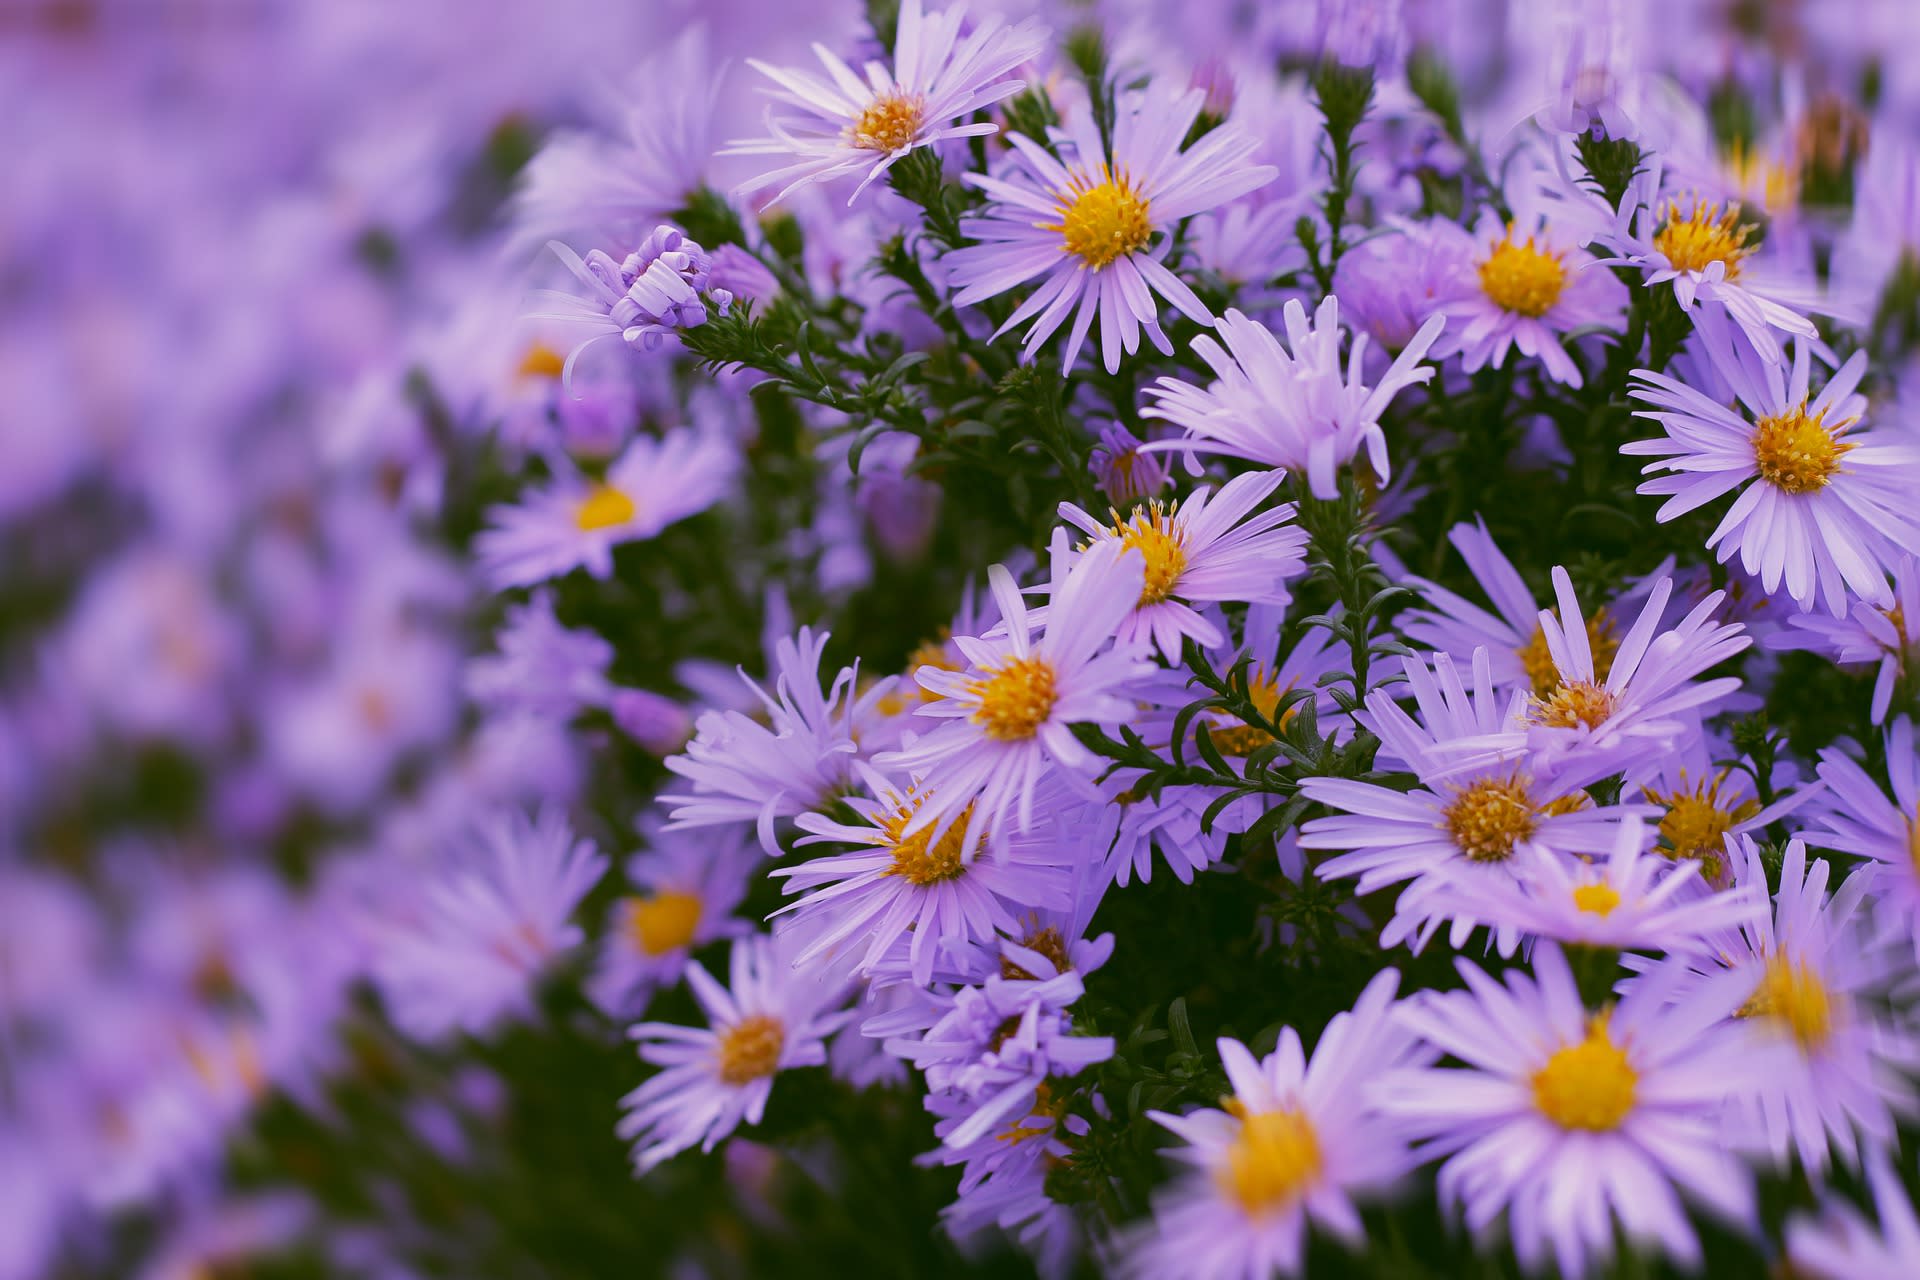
[969,656,1058,740]
[1752,404,1852,494]
[1653,199,1757,277]
[1644,770,1756,882]
[1532,1018,1637,1131]
[1517,608,1619,699]
[1530,679,1616,730]
[1113,503,1187,605]
[1218,1103,1323,1216]
[575,483,637,531]
[849,90,927,152]
[624,891,703,956]
[1738,954,1834,1049]
[1442,774,1539,862]
[1051,170,1153,270]
[883,801,974,886]
[1571,882,1622,916]
[516,341,567,381]
[716,1014,785,1085]
[1001,923,1071,980]
[1479,229,1568,317]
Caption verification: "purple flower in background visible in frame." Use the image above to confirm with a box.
[532,226,734,382]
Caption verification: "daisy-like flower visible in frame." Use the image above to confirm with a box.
[662,627,895,849]
[1138,298,1446,500]
[588,824,757,1019]
[1682,838,1920,1177]
[368,809,609,1041]
[944,84,1276,374]
[530,225,733,380]
[1402,518,1618,698]
[1377,944,1766,1279]
[475,427,736,588]
[1424,816,1766,954]
[1587,160,1828,362]
[1788,1150,1920,1280]
[1123,970,1431,1280]
[619,933,852,1174]
[1087,422,1172,505]
[1524,567,1751,787]
[1438,180,1626,388]
[1056,468,1306,661]
[1627,312,1920,615]
[878,540,1154,856]
[1806,717,1920,963]
[724,0,1046,205]
[1300,650,1631,949]
[1771,553,1920,722]
[772,765,1077,986]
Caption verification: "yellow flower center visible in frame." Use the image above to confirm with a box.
[1049,168,1153,270]
[1442,774,1539,862]
[1218,1103,1323,1217]
[969,656,1058,740]
[1532,1017,1637,1131]
[1479,228,1568,317]
[849,90,927,153]
[1572,882,1622,916]
[622,891,703,956]
[1738,954,1834,1049]
[575,483,637,531]
[1001,924,1071,980]
[1106,503,1188,606]
[1516,607,1620,699]
[1653,199,1757,277]
[516,341,567,381]
[997,1082,1063,1145]
[716,1014,785,1085]
[1725,137,1799,214]
[1529,679,1616,730]
[877,638,960,716]
[1751,403,1853,494]
[881,800,974,886]
[1643,770,1758,882]
[1210,665,1301,757]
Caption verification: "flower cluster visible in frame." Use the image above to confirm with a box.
[14,2,1920,1279]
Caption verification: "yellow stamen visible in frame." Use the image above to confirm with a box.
[1752,403,1853,494]
[1218,1103,1323,1216]
[969,656,1058,740]
[1479,226,1568,317]
[1738,954,1834,1049]
[1517,607,1619,699]
[623,891,703,956]
[1443,774,1539,862]
[1643,769,1757,883]
[1109,502,1187,606]
[516,342,567,381]
[1653,199,1757,277]
[1724,137,1799,214]
[1532,1016,1637,1131]
[1571,882,1623,917]
[1047,167,1153,270]
[575,483,636,531]
[716,1014,785,1085]
[880,799,974,886]
[1529,679,1616,730]
[1001,923,1070,980]
[849,91,927,152]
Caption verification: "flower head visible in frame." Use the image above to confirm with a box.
[530,226,733,383]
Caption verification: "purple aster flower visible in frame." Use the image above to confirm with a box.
[878,539,1154,858]
[620,933,853,1174]
[1788,1149,1920,1279]
[463,589,613,720]
[725,0,1046,205]
[661,627,896,849]
[1523,567,1750,787]
[1332,216,1475,351]
[475,427,737,588]
[1805,717,1920,964]
[1124,970,1431,1279]
[531,225,734,382]
[367,808,607,1041]
[1377,944,1769,1279]
[1138,298,1445,500]
[1087,422,1171,506]
[1056,468,1306,662]
[1627,314,1920,616]
[588,823,757,1019]
[774,764,1078,986]
[1677,837,1920,1177]
[1770,553,1920,723]
[945,84,1277,374]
